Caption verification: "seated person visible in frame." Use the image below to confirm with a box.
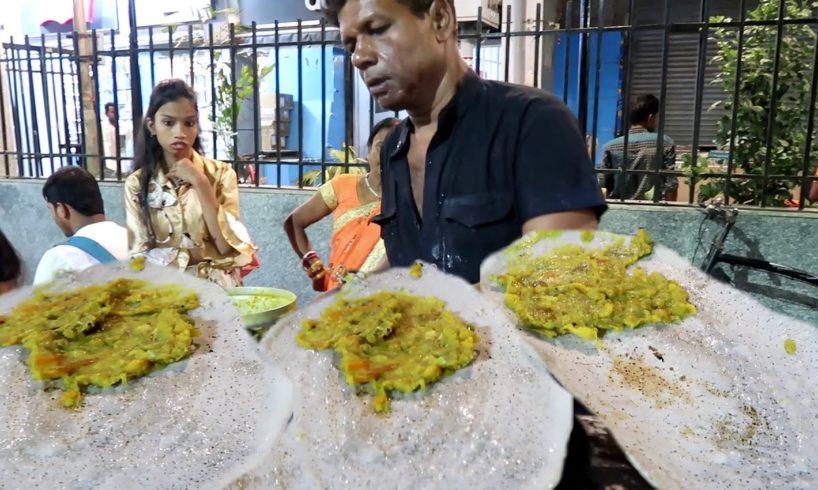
[0,228,22,294]
[33,166,128,286]
[284,117,400,291]
[124,79,256,287]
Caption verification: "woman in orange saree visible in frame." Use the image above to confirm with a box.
[284,118,400,291]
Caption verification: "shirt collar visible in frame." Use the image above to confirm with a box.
[390,70,483,158]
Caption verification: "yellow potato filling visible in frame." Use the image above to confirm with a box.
[0,278,200,407]
[297,291,479,413]
[497,229,696,341]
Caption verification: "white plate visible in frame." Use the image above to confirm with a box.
[0,263,293,490]
[240,264,574,490]
[481,231,818,489]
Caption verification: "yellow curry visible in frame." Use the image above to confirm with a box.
[298,291,479,413]
[497,229,696,341]
[0,278,200,407]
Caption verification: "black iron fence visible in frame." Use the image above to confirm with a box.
[1,0,817,209]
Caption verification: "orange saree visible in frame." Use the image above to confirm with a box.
[318,174,385,290]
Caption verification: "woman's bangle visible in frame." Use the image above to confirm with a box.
[302,251,319,269]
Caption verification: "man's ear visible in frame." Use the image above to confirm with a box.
[430,0,456,42]
[55,203,70,220]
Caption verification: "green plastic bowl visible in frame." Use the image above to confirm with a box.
[226,287,297,334]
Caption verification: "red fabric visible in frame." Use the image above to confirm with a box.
[239,253,261,279]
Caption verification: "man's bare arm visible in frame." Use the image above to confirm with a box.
[522,209,599,235]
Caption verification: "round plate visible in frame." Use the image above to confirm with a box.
[481,230,818,489]
[237,264,574,489]
[0,263,294,489]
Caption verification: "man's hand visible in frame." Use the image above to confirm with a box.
[522,209,599,235]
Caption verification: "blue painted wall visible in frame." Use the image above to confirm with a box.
[259,45,346,186]
[552,32,623,166]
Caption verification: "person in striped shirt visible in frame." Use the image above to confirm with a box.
[600,94,678,201]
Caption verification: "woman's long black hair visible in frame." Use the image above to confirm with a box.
[132,79,203,246]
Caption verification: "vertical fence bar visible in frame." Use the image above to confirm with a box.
[297,20,305,187]
[475,6,484,77]
[651,0,671,203]
[91,31,105,180]
[797,17,818,209]
[47,38,63,166]
[760,0,787,208]
[39,36,55,175]
[169,27,175,77]
[188,24,195,89]
[111,29,122,179]
[7,43,25,175]
[723,0,747,206]
[208,23,217,159]
[72,32,87,170]
[504,4,511,83]
[562,1,574,103]
[252,22,260,187]
[590,0,605,166]
[24,37,41,177]
[688,0,710,204]
[617,0,637,201]
[274,21,282,188]
[229,23,238,173]
[532,3,541,88]
[321,18,328,185]
[57,33,71,167]
[0,47,10,174]
[149,27,156,86]
[577,0,591,134]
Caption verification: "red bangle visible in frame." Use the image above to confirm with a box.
[302,251,320,270]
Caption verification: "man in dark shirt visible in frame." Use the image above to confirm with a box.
[326,0,607,283]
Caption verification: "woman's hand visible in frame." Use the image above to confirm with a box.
[168,158,206,187]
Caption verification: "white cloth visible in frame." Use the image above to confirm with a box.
[102,120,118,171]
[33,221,129,286]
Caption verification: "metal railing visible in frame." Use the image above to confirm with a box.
[1,1,817,209]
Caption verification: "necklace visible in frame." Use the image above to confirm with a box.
[364,173,380,198]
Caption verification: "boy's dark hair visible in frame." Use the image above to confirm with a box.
[367,117,400,148]
[104,102,116,113]
[629,94,660,125]
[42,166,105,217]
[0,228,21,283]
[322,0,452,26]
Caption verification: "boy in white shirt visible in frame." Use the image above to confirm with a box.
[33,166,128,286]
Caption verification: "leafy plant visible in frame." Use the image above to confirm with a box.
[299,145,367,187]
[212,55,273,159]
[169,6,274,160]
[706,0,818,206]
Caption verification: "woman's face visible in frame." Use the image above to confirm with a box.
[367,127,392,175]
[147,98,199,161]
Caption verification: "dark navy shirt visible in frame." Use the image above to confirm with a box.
[374,71,607,284]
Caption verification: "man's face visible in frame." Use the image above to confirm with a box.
[106,106,117,125]
[47,202,73,237]
[339,0,447,111]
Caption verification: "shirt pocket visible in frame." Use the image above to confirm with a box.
[441,192,513,228]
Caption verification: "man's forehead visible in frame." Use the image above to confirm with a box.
[339,0,401,29]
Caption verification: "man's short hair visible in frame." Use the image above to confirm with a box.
[322,0,452,26]
[104,102,116,112]
[630,95,659,125]
[43,166,105,217]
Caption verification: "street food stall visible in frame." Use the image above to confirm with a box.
[0,229,816,489]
